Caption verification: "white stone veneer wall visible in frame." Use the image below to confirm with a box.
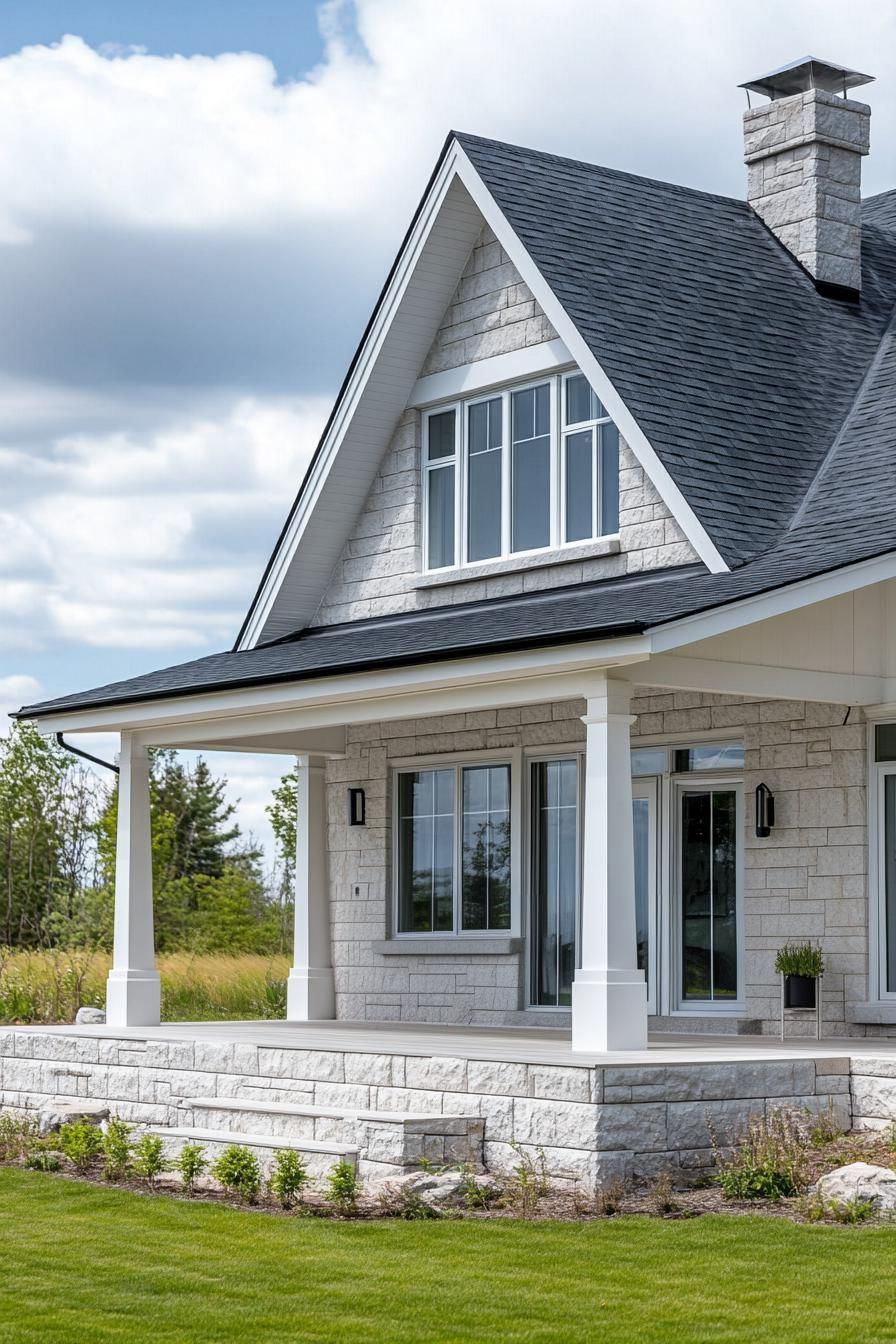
[327,690,879,1037]
[311,227,695,627]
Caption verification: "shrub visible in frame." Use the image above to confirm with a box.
[458,1164,499,1210]
[713,1109,809,1201]
[211,1145,262,1203]
[378,1183,442,1220]
[132,1135,168,1189]
[649,1170,679,1215]
[177,1143,207,1195]
[774,943,825,978]
[593,1176,626,1217]
[827,1197,878,1225]
[101,1119,132,1181]
[326,1159,360,1213]
[58,1120,103,1174]
[25,1151,62,1172]
[267,1149,309,1210]
[501,1144,551,1218]
[0,1113,38,1163]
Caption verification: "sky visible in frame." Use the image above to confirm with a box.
[0,0,894,860]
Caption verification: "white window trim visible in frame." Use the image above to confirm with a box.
[421,370,620,574]
[391,749,522,939]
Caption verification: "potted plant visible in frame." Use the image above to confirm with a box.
[774,942,825,1009]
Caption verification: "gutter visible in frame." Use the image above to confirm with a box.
[55,732,119,775]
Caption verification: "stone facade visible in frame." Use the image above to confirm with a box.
[324,689,879,1037]
[744,88,870,293]
[312,225,696,627]
[0,1028,854,1191]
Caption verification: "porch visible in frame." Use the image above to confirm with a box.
[6,1017,892,1192]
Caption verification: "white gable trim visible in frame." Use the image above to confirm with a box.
[409,338,571,408]
[452,145,729,576]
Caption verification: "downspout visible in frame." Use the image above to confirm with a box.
[55,732,119,775]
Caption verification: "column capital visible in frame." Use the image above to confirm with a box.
[579,673,633,721]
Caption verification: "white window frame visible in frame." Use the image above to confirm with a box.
[868,722,896,1001]
[524,747,584,1011]
[421,369,619,573]
[391,749,522,938]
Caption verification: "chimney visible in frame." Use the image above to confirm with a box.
[740,57,874,296]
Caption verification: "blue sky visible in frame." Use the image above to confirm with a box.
[0,0,893,855]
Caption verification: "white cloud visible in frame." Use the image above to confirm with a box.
[0,674,44,729]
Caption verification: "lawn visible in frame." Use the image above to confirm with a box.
[2,1170,896,1343]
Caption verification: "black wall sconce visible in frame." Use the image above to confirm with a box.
[755,782,775,838]
[348,787,366,826]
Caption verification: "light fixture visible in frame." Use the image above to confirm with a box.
[755,782,775,838]
[348,788,366,826]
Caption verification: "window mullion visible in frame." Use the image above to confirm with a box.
[550,376,559,549]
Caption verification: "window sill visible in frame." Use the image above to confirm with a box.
[373,937,522,957]
[414,536,620,589]
[847,1001,896,1025]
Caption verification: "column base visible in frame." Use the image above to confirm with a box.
[571,970,648,1052]
[287,967,336,1021]
[105,968,161,1028]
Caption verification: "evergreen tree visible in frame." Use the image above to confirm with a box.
[266,764,298,889]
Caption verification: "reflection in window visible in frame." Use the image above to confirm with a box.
[531,759,578,1007]
[681,789,738,1001]
[461,766,511,931]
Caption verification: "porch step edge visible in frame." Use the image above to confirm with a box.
[649,1016,764,1037]
[147,1125,359,1158]
[182,1097,479,1129]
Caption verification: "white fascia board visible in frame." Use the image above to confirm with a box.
[29,635,652,739]
[651,549,896,653]
[409,338,571,408]
[238,143,470,652]
[452,145,729,577]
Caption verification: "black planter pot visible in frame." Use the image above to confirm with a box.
[784,974,817,1009]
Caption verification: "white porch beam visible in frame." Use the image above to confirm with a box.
[287,755,335,1021]
[571,676,647,1052]
[633,654,889,706]
[105,734,161,1027]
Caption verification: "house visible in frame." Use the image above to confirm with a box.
[8,57,896,1188]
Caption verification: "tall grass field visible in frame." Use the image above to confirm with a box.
[0,950,289,1024]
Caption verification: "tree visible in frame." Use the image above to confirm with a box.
[266,764,298,890]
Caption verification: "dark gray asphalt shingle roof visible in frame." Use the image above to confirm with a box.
[16,137,896,720]
[457,134,896,566]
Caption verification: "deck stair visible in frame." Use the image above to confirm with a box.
[146,1095,485,1180]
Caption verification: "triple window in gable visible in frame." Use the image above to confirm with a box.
[423,371,619,572]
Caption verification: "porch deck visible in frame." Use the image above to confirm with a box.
[10,1017,896,1068]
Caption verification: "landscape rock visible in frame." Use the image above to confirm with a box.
[75,1007,106,1025]
[38,1099,110,1138]
[815,1162,896,1211]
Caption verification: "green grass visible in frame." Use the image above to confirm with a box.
[2,1171,896,1343]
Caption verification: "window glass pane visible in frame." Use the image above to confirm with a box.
[427,465,455,569]
[566,373,606,424]
[633,797,650,981]
[886,776,896,992]
[631,748,667,776]
[511,384,550,552]
[711,790,738,998]
[565,430,593,542]
[397,770,455,933]
[674,744,745,773]
[462,765,511,931]
[681,791,712,1000]
[427,409,455,461]
[531,759,578,1006]
[876,725,896,762]
[467,399,502,561]
[599,422,619,534]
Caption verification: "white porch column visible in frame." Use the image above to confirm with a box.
[571,675,647,1052]
[287,755,335,1020]
[105,734,161,1027]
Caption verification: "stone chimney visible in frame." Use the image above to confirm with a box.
[741,57,874,295]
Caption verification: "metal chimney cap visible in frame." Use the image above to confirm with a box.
[739,56,874,102]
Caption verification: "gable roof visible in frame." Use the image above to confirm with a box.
[457,135,896,566]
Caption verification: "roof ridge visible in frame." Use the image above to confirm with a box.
[787,296,896,533]
[453,130,749,211]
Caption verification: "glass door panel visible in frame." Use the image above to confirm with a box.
[530,759,579,1007]
[679,785,740,1003]
[632,777,659,1014]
